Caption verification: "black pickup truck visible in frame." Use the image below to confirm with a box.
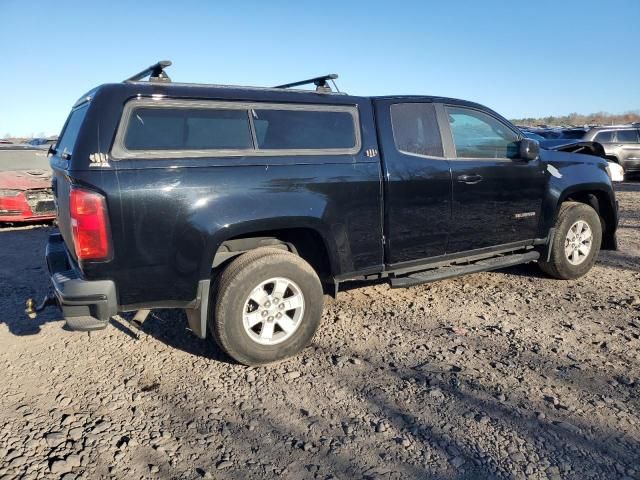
[42,62,618,365]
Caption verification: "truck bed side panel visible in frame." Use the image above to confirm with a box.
[76,161,382,306]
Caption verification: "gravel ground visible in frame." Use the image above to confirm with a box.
[0,182,639,480]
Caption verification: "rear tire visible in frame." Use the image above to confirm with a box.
[210,248,323,365]
[538,202,602,280]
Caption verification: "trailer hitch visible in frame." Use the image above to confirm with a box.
[25,293,57,319]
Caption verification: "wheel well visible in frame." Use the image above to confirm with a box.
[563,191,616,250]
[212,228,333,279]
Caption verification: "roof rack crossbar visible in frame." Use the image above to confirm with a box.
[274,74,339,92]
[124,60,172,83]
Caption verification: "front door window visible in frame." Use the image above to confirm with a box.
[447,107,520,159]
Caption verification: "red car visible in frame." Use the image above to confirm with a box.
[0,145,55,223]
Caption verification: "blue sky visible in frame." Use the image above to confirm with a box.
[1,0,639,137]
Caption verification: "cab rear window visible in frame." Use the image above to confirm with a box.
[390,103,443,157]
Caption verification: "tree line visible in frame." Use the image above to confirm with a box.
[511,111,640,127]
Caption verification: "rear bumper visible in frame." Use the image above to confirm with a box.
[0,213,56,222]
[46,233,117,330]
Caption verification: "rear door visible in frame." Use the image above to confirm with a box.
[374,99,451,265]
[613,129,640,168]
[441,104,545,253]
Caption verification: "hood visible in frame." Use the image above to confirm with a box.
[540,140,608,166]
[542,140,605,156]
[540,146,608,168]
[0,169,52,190]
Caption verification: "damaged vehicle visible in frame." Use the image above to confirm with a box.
[35,61,619,365]
[520,129,625,182]
[0,145,55,223]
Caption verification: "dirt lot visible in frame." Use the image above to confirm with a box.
[0,182,638,480]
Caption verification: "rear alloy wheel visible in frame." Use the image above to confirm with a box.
[538,202,602,280]
[211,248,323,365]
[242,277,305,346]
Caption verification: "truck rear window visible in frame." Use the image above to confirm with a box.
[56,104,88,156]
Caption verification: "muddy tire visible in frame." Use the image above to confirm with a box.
[538,202,602,280]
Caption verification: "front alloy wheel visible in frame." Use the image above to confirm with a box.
[564,220,593,266]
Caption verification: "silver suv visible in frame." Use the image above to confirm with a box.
[583,126,640,174]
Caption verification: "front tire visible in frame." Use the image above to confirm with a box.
[538,202,602,280]
[210,248,323,365]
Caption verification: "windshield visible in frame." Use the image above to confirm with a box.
[0,148,51,171]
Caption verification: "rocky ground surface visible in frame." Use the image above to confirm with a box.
[0,182,639,480]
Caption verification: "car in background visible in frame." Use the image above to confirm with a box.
[29,136,58,148]
[0,145,55,223]
[531,128,589,148]
[583,126,640,175]
[521,130,546,142]
[558,128,589,140]
[519,129,624,182]
[534,128,588,140]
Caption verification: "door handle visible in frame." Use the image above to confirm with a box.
[457,174,483,184]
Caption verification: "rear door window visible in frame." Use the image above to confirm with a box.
[615,129,639,143]
[390,103,443,157]
[251,109,356,150]
[124,108,253,150]
[594,131,614,143]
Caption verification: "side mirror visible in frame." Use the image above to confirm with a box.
[519,138,540,161]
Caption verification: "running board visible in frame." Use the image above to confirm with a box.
[390,251,540,288]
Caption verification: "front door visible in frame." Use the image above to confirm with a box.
[442,104,545,253]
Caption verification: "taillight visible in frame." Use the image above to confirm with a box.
[69,187,111,261]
